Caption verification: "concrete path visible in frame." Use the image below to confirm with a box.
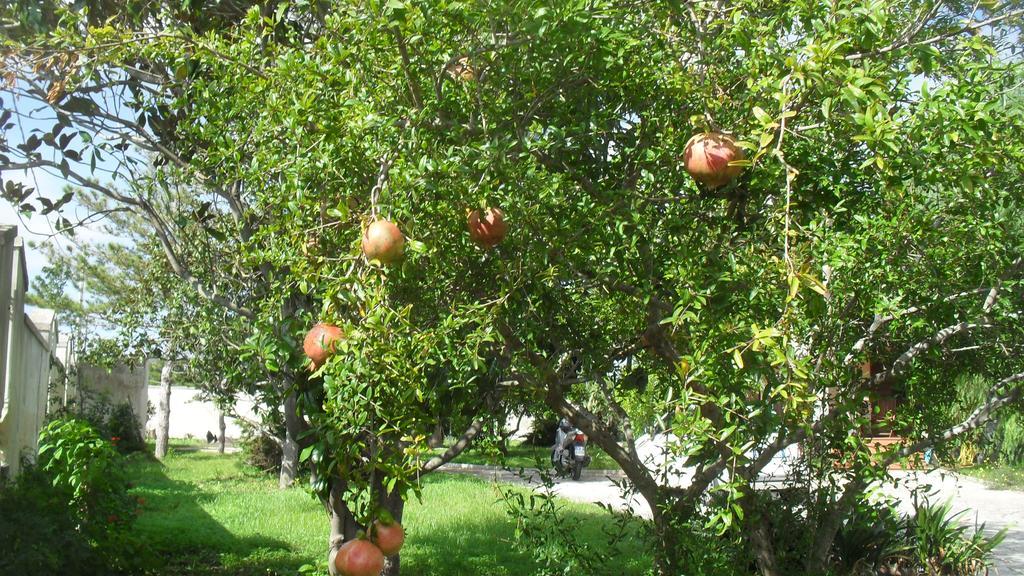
[442,464,1024,574]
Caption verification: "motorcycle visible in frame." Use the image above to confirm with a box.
[551,419,591,480]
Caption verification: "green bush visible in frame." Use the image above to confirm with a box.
[106,401,148,454]
[904,499,1006,576]
[994,413,1024,465]
[48,392,151,455]
[832,500,910,575]
[832,497,1005,576]
[523,417,558,447]
[36,417,149,573]
[0,466,95,575]
[238,424,283,474]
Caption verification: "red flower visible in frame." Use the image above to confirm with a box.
[111,436,121,442]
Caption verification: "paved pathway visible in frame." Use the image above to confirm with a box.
[442,464,1024,574]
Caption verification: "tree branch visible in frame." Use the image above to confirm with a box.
[419,418,484,474]
[846,7,1024,60]
[879,321,989,382]
[888,370,1024,464]
[391,27,424,109]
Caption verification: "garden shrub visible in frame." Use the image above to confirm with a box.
[0,466,95,576]
[48,391,151,454]
[106,401,148,454]
[831,497,1005,576]
[0,418,149,575]
[238,422,283,474]
[904,499,1005,576]
[524,417,558,447]
[994,413,1024,466]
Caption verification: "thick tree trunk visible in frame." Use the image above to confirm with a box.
[218,411,226,454]
[805,478,866,573]
[155,360,173,459]
[650,504,680,576]
[648,490,703,576]
[279,391,300,488]
[740,491,781,576]
[326,475,405,576]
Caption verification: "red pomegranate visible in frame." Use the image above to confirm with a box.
[334,539,385,576]
[362,220,405,265]
[466,207,508,248]
[683,132,744,188]
[371,520,405,556]
[303,323,343,367]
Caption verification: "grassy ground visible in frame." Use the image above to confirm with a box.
[438,440,621,470]
[958,464,1024,490]
[126,442,649,575]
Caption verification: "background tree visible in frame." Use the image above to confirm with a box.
[4,2,1024,576]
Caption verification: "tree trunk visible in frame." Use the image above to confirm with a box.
[326,475,405,576]
[740,491,781,576]
[279,390,300,488]
[650,504,681,576]
[155,360,173,460]
[648,490,702,576]
[218,410,226,454]
[427,421,444,449]
[805,478,866,574]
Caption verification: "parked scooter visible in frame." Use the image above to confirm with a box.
[551,418,591,480]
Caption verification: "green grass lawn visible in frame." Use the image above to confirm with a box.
[126,443,648,575]
[437,440,621,470]
[957,464,1024,490]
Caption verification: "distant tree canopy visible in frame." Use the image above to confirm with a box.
[3,2,1023,575]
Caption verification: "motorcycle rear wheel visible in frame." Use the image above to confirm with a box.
[571,460,583,481]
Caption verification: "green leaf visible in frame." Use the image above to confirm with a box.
[732,349,744,369]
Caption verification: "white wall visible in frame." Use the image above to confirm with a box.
[145,385,257,440]
[0,230,64,476]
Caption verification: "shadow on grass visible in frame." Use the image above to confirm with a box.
[126,453,303,576]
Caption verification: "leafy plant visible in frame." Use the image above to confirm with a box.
[832,499,910,575]
[499,458,621,576]
[0,466,101,576]
[2,418,153,575]
[106,401,148,454]
[238,422,284,474]
[36,418,137,539]
[904,498,1006,576]
[994,413,1024,466]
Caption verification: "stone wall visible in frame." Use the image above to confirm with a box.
[76,362,150,434]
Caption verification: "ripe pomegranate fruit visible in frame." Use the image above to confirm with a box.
[334,539,385,576]
[447,56,476,81]
[362,220,405,265]
[466,207,507,248]
[371,520,405,556]
[303,323,343,367]
[683,132,744,188]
